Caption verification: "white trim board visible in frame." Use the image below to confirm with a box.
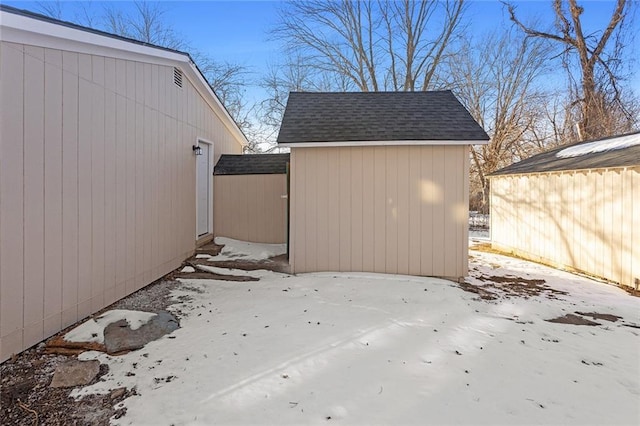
[279,139,489,148]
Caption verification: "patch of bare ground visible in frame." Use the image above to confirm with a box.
[175,270,259,281]
[1,348,135,425]
[170,252,289,280]
[0,249,286,425]
[548,311,640,329]
[574,312,622,322]
[192,254,290,274]
[194,240,224,257]
[546,314,601,326]
[460,273,568,300]
[1,275,184,425]
[173,262,260,281]
[545,311,636,328]
[456,280,499,300]
[471,244,639,297]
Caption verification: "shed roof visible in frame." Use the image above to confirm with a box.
[214,154,290,175]
[489,131,640,176]
[276,91,489,147]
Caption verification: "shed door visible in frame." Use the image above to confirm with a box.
[196,142,211,237]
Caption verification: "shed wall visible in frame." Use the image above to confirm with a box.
[0,41,243,361]
[490,168,640,288]
[214,174,288,243]
[289,145,469,276]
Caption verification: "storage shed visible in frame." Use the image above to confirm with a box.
[0,6,246,361]
[214,154,289,244]
[277,91,489,277]
[489,132,640,289]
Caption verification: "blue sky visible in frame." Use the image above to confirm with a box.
[4,1,639,103]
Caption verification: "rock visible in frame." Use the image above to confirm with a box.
[50,360,101,388]
[45,337,107,355]
[110,387,127,400]
[103,311,179,354]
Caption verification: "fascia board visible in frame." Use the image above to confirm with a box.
[279,139,490,148]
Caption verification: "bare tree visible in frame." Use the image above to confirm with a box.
[449,28,551,212]
[506,0,637,140]
[254,54,349,150]
[37,0,64,19]
[193,53,250,127]
[103,1,187,50]
[38,0,99,27]
[273,0,466,92]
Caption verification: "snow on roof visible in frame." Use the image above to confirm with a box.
[556,133,640,158]
[489,131,640,176]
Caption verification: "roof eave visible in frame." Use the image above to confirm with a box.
[488,163,640,178]
[278,139,489,148]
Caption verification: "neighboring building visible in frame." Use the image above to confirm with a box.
[214,154,289,244]
[0,6,246,362]
[277,91,489,276]
[489,132,640,289]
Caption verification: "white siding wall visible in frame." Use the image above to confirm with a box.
[289,145,469,277]
[490,167,640,288]
[0,41,242,361]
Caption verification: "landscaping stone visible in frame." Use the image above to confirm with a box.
[104,311,179,354]
[50,359,101,388]
[110,387,127,400]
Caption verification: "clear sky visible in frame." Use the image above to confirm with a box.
[3,1,639,103]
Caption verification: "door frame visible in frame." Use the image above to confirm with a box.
[195,138,214,240]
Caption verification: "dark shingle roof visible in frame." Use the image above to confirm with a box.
[489,131,640,176]
[276,91,489,144]
[214,154,290,175]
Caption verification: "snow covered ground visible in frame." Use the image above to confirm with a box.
[73,238,639,425]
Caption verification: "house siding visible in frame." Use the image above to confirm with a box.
[214,174,288,244]
[289,145,469,277]
[0,40,242,362]
[490,167,640,289]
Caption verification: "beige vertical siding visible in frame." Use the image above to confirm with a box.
[0,41,242,362]
[490,167,640,288]
[289,145,469,277]
[214,174,288,243]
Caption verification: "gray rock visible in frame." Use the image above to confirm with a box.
[104,311,179,354]
[110,387,127,400]
[50,359,101,388]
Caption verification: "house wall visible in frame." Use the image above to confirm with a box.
[214,174,288,244]
[289,145,469,277]
[490,167,640,288]
[0,40,243,362]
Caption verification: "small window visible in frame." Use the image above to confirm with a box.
[173,67,183,88]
